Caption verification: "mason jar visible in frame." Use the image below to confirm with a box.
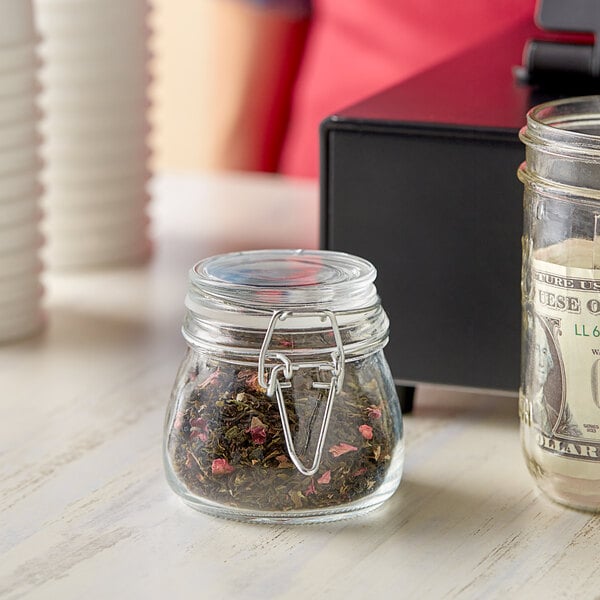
[163,249,404,523]
[519,96,600,511]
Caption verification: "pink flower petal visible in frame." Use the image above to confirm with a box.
[305,480,316,496]
[247,417,268,445]
[197,369,221,390]
[249,417,265,429]
[190,417,209,442]
[317,470,331,485]
[359,424,373,440]
[353,467,367,477]
[190,417,207,429]
[329,442,359,458]
[367,405,382,419]
[173,412,184,430]
[185,452,195,469]
[238,369,263,393]
[211,458,234,475]
[249,427,267,445]
[276,455,292,468]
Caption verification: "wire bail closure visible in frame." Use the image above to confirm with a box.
[257,309,345,477]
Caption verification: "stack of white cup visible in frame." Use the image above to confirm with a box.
[35,0,152,269]
[0,0,45,343]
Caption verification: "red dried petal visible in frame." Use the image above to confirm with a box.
[317,470,331,485]
[185,452,194,469]
[173,412,184,430]
[211,458,235,475]
[329,442,359,457]
[247,417,268,444]
[197,369,221,390]
[367,405,382,419]
[359,424,373,440]
[305,480,316,496]
[238,369,263,393]
[249,427,267,445]
[190,430,208,442]
[190,417,209,442]
[276,455,292,468]
[249,417,265,429]
[353,467,367,477]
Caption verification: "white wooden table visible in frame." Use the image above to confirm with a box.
[2,173,600,600]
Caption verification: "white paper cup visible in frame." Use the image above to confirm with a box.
[45,191,150,214]
[47,212,148,241]
[0,92,39,124]
[0,295,43,324]
[44,133,149,160]
[45,189,149,212]
[42,143,151,173]
[0,193,40,226]
[40,111,150,137]
[40,60,150,86]
[36,3,150,35]
[39,62,151,88]
[40,86,150,112]
[0,0,36,48]
[0,271,42,304]
[43,173,149,204]
[0,120,40,151]
[45,237,148,265]
[46,236,151,269]
[38,27,149,56]
[0,42,38,74]
[44,161,150,186]
[0,169,41,201]
[0,220,41,253]
[0,145,40,176]
[0,69,38,98]
[0,291,42,318]
[47,209,148,233]
[0,248,42,278]
[39,38,150,66]
[47,217,149,243]
[0,309,44,344]
[37,0,148,16]
[39,123,150,148]
[37,27,151,53]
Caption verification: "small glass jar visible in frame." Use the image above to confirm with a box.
[163,249,404,523]
[519,96,600,511]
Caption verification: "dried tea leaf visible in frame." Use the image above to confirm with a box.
[167,357,396,512]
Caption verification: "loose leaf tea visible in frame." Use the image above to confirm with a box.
[166,352,399,513]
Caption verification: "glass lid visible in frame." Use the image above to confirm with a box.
[187,249,378,315]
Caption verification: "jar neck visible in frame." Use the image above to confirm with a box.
[520,96,600,195]
[517,162,600,205]
[181,303,389,364]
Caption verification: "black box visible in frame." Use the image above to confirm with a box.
[321,21,545,394]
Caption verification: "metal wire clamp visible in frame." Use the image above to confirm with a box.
[257,309,345,477]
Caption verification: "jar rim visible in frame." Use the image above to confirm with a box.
[521,95,600,156]
[187,249,378,314]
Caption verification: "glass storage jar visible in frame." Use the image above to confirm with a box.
[519,96,600,511]
[163,249,404,523]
